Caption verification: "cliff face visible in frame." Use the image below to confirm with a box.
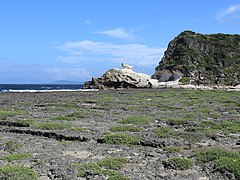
[152,31,240,86]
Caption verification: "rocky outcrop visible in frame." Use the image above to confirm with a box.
[83,68,151,89]
[152,31,240,86]
[84,31,240,89]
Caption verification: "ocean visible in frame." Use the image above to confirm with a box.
[0,84,84,92]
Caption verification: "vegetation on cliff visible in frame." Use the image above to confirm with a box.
[155,31,240,85]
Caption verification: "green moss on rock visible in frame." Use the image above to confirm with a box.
[154,31,240,86]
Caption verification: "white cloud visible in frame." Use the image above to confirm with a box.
[57,40,165,66]
[0,63,90,83]
[217,4,240,22]
[95,27,136,40]
[58,56,81,63]
[46,67,90,81]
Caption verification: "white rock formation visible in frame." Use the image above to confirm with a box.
[121,63,133,70]
[84,68,152,89]
[84,64,240,90]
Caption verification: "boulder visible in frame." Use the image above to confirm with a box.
[152,69,183,82]
[83,68,151,89]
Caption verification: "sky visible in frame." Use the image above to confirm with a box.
[1,0,240,83]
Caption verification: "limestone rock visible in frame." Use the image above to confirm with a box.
[83,68,151,89]
[152,31,240,86]
[152,69,183,82]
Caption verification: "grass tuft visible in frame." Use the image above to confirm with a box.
[195,148,240,164]
[77,163,101,177]
[104,133,141,146]
[201,120,240,134]
[75,157,129,179]
[215,157,240,178]
[0,165,38,180]
[166,117,192,126]
[0,110,27,119]
[51,111,85,121]
[1,153,31,162]
[168,157,193,170]
[154,127,174,138]
[195,148,240,178]
[97,157,126,170]
[33,122,71,130]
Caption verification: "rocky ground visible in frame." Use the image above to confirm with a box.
[0,89,239,180]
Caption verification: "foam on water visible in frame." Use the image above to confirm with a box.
[0,84,97,92]
[4,89,98,93]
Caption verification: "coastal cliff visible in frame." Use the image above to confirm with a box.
[84,31,240,89]
[152,31,240,86]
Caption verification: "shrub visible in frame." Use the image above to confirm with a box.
[195,148,240,164]
[33,122,71,130]
[1,153,31,162]
[19,119,36,125]
[166,117,192,126]
[215,157,240,178]
[154,127,174,138]
[201,120,240,134]
[118,116,152,125]
[75,157,129,179]
[104,133,141,146]
[168,157,193,170]
[195,148,240,178]
[0,110,27,119]
[179,77,190,84]
[109,125,142,132]
[51,116,75,121]
[71,127,86,131]
[77,163,101,177]
[97,158,125,170]
[66,111,85,118]
[0,165,38,180]
[51,111,85,121]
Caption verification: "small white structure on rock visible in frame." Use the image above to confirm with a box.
[121,63,133,70]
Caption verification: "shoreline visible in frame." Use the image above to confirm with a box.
[0,82,239,93]
[0,89,99,93]
[1,85,239,93]
[157,84,240,91]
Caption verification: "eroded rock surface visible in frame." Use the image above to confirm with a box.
[0,90,239,180]
[152,31,240,86]
[84,68,151,89]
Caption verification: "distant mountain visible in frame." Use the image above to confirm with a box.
[51,80,83,84]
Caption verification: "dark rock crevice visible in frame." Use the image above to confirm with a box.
[0,121,30,127]
[2,128,90,142]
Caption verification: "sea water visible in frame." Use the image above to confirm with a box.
[0,84,85,92]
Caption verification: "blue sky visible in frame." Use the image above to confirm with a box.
[1,0,240,83]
